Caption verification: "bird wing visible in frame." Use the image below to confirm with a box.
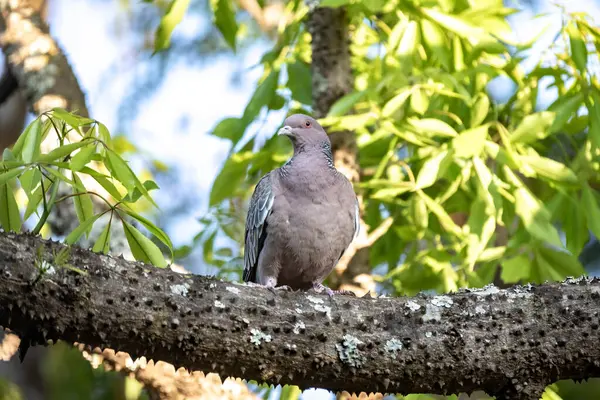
[243,173,275,283]
[353,197,360,240]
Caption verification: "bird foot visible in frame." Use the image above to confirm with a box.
[312,282,356,297]
[266,284,293,295]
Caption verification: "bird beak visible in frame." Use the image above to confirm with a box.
[278,125,293,136]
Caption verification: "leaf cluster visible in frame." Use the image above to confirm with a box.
[201,0,600,293]
[2,109,172,268]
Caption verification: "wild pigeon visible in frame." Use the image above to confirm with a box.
[243,114,359,296]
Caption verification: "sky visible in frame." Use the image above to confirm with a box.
[41,0,600,398]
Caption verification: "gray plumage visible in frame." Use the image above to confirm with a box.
[243,114,359,294]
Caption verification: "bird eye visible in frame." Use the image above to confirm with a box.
[304,120,312,128]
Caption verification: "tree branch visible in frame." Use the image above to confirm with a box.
[333,218,393,292]
[78,346,258,400]
[306,3,374,294]
[0,0,88,116]
[0,60,18,105]
[1,231,599,399]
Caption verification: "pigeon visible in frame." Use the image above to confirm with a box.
[243,114,359,296]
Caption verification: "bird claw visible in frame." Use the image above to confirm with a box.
[332,289,357,297]
[266,284,293,295]
[312,283,355,297]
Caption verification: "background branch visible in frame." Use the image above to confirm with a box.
[0,0,87,117]
[306,4,374,295]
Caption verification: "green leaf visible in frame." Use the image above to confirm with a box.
[2,148,15,161]
[209,151,256,206]
[561,195,588,256]
[65,212,104,245]
[587,93,600,148]
[420,19,450,68]
[211,0,238,50]
[548,92,584,133]
[0,182,21,232]
[501,253,531,283]
[43,166,78,187]
[397,21,419,59]
[0,168,24,187]
[21,118,42,163]
[12,119,41,160]
[70,144,96,171]
[92,217,112,254]
[465,196,496,269]
[268,93,285,111]
[243,69,279,121]
[38,141,91,163]
[388,20,407,52]
[371,186,413,201]
[96,122,112,145]
[410,194,429,231]
[535,246,585,282]
[566,21,588,72]
[105,150,135,190]
[452,125,488,158]
[415,150,452,190]
[408,118,457,138]
[512,180,562,247]
[452,35,465,72]
[79,167,122,201]
[470,93,490,128]
[120,208,173,256]
[518,154,578,185]
[328,91,367,117]
[122,220,167,268]
[143,180,159,191]
[417,190,463,237]
[72,173,95,238]
[122,180,160,203]
[19,167,40,195]
[203,229,217,263]
[279,385,302,400]
[421,8,491,41]
[50,108,95,127]
[410,88,429,115]
[510,111,555,144]
[105,150,157,207]
[112,135,138,155]
[211,117,246,145]
[24,183,44,221]
[320,0,350,7]
[287,62,312,105]
[154,0,191,52]
[582,184,600,238]
[382,89,411,118]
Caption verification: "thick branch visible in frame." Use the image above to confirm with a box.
[1,232,599,399]
[306,4,373,293]
[0,0,88,116]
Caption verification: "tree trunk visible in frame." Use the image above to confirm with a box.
[306,4,373,295]
[1,231,599,400]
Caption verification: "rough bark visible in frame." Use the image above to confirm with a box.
[0,0,47,153]
[0,0,91,238]
[0,64,26,151]
[0,0,87,117]
[1,231,600,400]
[306,4,373,295]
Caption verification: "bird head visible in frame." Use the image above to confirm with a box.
[278,114,329,148]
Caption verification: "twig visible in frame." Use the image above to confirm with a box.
[334,217,393,275]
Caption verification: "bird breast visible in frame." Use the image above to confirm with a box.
[268,173,356,287]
